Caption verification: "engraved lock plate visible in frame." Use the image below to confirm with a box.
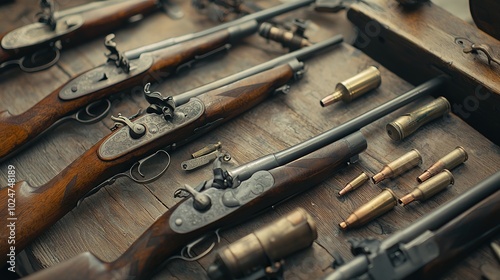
[59,53,153,100]
[1,15,84,49]
[98,99,204,160]
[169,170,275,234]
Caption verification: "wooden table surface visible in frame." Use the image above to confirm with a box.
[0,1,499,279]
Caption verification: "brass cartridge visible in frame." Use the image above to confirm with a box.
[259,22,312,50]
[191,142,222,158]
[207,208,317,280]
[417,146,468,182]
[372,149,422,184]
[338,172,369,196]
[339,189,398,230]
[399,170,454,206]
[386,96,451,141]
[320,66,381,107]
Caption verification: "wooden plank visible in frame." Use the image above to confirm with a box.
[347,0,500,145]
[0,1,499,280]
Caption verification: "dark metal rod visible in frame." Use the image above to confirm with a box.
[172,34,344,105]
[229,76,447,180]
[125,0,315,59]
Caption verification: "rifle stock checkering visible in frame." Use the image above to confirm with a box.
[0,0,499,279]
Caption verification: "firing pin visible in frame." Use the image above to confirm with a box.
[338,172,369,196]
[417,146,468,182]
[207,208,317,280]
[372,149,422,184]
[320,66,381,107]
[399,169,454,206]
[339,189,398,230]
[386,96,450,141]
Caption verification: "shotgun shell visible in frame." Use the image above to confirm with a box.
[417,146,468,182]
[400,170,454,206]
[338,172,369,196]
[372,149,422,184]
[339,189,398,230]
[386,96,451,141]
[320,66,381,107]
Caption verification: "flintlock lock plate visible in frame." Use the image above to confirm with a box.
[169,171,275,234]
[98,99,204,160]
[58,53,153,100]
[1,15,84,49]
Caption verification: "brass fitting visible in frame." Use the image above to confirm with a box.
[339,189,398,230]
[386,96,450,141]
[399,170,454,206]
[207,208,317,280]
[258,22,312,51]
[372,149,422,184]
[338,172,369,196]
[320,66,381,107]
[417,146,468,182]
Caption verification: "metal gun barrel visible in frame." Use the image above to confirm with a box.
[172,34,344,105]
[125,0,315,59]
[230,76,447,181]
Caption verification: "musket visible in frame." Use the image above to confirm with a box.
[0,35,343,264]
[0,0,182,73]
[22,132,367,280]
[322,171,500,280]
[0,0,316,162]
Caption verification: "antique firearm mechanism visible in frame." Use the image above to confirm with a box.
[0,35,343,263]
[0,0,182,73]
[0,0,318,163]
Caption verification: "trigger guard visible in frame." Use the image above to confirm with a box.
[19,46,60,73]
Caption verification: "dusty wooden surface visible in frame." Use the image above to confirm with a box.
[0,0,499,279]
[347,0,500,145]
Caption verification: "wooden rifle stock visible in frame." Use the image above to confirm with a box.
[0,63,296,264]
[0,26,240,162]
[23,132,367,280]
[0,0,161,69]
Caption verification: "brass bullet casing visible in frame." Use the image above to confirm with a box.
[386,96,451,141]
[372,149,423,184]
[417,146,468,182]
[320,66,381,107]
[339,188,398,230]
[258,22,312,50]
[207,208,317,280]
[399,170,454,206]
[191,142,222,158]
[338,172,369,196]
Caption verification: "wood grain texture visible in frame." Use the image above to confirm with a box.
[0,27,232,161]
[347,0,500,144]
[0,1,499,279]
[0,0,161,65]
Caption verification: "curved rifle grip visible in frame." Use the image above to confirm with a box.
[0,85,103,162]
[0,139,137,263]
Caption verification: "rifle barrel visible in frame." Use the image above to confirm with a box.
[230,76,447,181]
[124,0,315,59]
[172,34,344,105]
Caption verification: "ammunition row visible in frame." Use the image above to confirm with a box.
[338,146,468,230]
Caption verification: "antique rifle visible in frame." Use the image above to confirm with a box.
[0,35,343,264]
[322,171,500,280]
[22,132,367,280]
[0,0,316,162]
[0,0,182,73]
